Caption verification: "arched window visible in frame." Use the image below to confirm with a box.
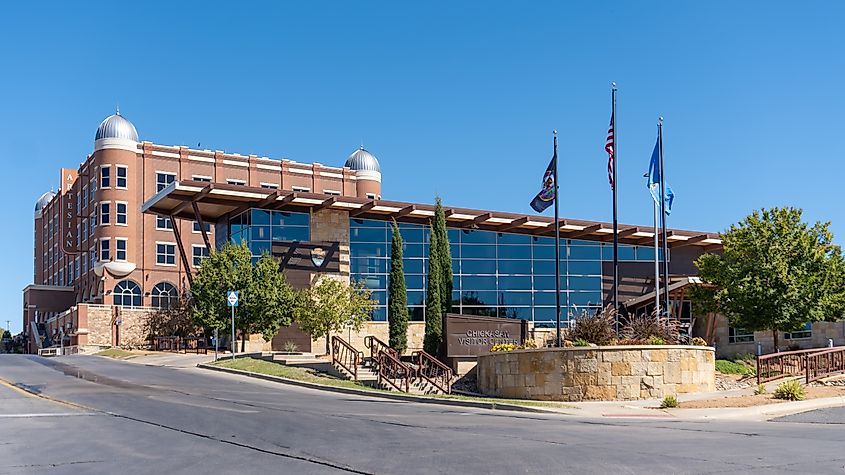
[151,282,178,309]
[113,280,142,307]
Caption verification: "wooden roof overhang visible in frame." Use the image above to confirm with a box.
[141,180,723,250]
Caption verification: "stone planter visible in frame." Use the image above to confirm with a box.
[476,346,715,401]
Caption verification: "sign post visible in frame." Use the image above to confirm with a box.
[226,290,239,361]
[213,328,219,361]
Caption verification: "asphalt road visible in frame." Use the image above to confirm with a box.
[1,355,845,474]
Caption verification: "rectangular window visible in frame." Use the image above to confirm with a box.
[116,238,127,261]
[76,223,81,247]
[323,190,341,196]
[81,253,87,274]
[116,165,128,188]
[366,193,377,199]
[100,239,110,261]
[192,221,212,233]
[90,176,97,198]
[227,178,246,186]
[156,216,173,230]
[76,192,81,213]
[156,243,176,266]
[192,175,212,182]
[89,211,97,235]
[81,185,88,208]
[728,327,754,344]
[260,183,279,189]
[292,186,310,192]
[116,202,127,225]
[89,246,96,269]
[100,202,110,225]
[81,218,88,242]
[192,245,209,267]
[156,172,176,192]
[785,323,812,340]
[74,258,80,282]
[100,166,110,188]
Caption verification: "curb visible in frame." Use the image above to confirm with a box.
[197,363,557,414]
[670,395,845,421]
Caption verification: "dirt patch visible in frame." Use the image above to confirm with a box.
[680,385,845,409]
[715,373,753,391]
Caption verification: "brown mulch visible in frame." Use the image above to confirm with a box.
[679,385,845,409]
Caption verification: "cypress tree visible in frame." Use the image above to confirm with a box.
[432,196,453,315]
[388,220,409,353]
[424,221,443,354]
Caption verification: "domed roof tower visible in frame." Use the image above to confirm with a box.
[94,109,139,152]
[34,191,56,218]
[344,146,382,199]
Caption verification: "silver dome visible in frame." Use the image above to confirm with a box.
[95,112,139,142]
[34,191,57,216]
[344,147,381,173]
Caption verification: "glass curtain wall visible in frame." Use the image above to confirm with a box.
[350,218,664,326]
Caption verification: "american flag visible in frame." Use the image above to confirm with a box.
[605,112,615,189]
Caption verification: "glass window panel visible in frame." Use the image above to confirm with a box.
[459,259,496,275]
[532,236,554,246]
[251,226,270,241]
[498,307,531,320]
[618,245,636,261]
[351,227,387,242]
[568,245,601,260]
[367,291,386,305]
[498,276,532,291]
[570,291,603,306]
[355,275,387,290]
[402,259,425,274]
[398,225,425,243]
[447,229,460,242]
[272,211,309,227]
[499,245,531,260]
[637,245,656,261]
[460,229,496,244]
[351,242,387,258]
[570,239,599,246]
[534,276,565,291]
[498,233,531,245]
[448,244,459,259]
[250,241,271,256]
[461,291,497,306]
[568,260,601,276]
[351,219,385,228]
[406,291,425,306]
[533,292,564,306]
[499,292,533,306]
[532,260,566,275]
[409,306,425,321]
[461,245,496,259]
[532,245,557,260]
[405,274,425,290]
[370,307,387,322]
[251,209,271,225]
[461,307,498,317]
[401,243,425,258]
[460,275,497,290]
[272,226,309,242]
[569,276,602,291]
[350,258,387,274]
[498,260,532,275]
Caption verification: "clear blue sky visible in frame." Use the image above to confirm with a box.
[2,2,843,333]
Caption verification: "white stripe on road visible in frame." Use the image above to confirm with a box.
[0,412,98,418]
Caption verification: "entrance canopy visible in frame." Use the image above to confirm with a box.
[141,180,722,250]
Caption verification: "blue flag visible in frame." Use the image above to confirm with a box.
[530,152,556,213]
[647,138,675,215]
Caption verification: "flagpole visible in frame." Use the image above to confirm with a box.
[658,117,670,319]
[653,198,660,320]
[611,83,619,324]
[553,130,562,348]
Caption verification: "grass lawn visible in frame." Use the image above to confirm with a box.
[715,358,757,376]
[211,357,574,410]
[95,348,137,359]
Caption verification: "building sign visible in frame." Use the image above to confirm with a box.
[60,168,78,254]
[272,240,340,272]
[444,313,527,357]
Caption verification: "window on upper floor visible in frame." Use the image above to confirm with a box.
[193,221,211,233]
[323,190,341,196]
[292,186,310,192]
[260,183,279,189]
[116,238,127,261]
[100,166,111,188]
[192,175,212,182]
[227,178,246,186]
[89,211,97,235]
[156,243,176,266]
[116,202,127,225]
[156,216,173,230]
[728,327,754,344]
[192,245,209,267]
[100,239,110,261]
[156,172,176,192]
[116,166,128,188]
[100,202,110,225]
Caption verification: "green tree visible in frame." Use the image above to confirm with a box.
[388,220,409,353]
[191,242,296,351]
[146,287,196,339]
[295,277,376,355]
[433,196,453,315]
[424,222,443,354]
[693,207,845,351]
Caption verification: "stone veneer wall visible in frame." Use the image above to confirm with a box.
[477,346,715,401]
[247,322,426,355]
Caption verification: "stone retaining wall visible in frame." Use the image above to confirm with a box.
[477,346,715,401]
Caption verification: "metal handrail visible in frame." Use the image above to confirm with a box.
[377,350,415,393]
[364,335,399,363]
[757,346,845,384]
[331,336,364,381]
[411,350,453,394]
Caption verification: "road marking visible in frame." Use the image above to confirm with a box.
[0,412,98,418]
[146,395,259,413]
